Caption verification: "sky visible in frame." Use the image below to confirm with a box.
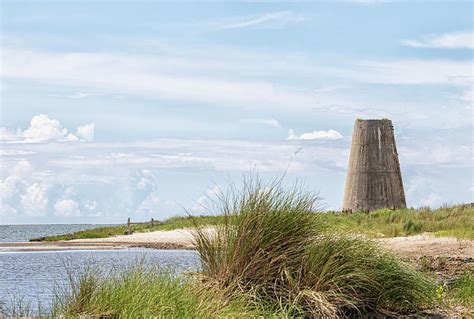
[0,0,473,224]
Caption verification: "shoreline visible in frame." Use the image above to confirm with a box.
[0,229,473,258]
[0,228,196,252]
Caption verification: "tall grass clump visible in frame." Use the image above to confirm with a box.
[193,177,435,317]
[52,264,262,318]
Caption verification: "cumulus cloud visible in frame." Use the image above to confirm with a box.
[76,123,95,141]
[0,176,25,201]
[54,199,80,217]
[402,32,474,49]
[287,129,343,140]
[10,160,34,178]
[21,183,49,216]
[85,200,98,211]
[22,114,74,142]
[133,169,156,192]
[0,114,95,143]
[191,185,222,213]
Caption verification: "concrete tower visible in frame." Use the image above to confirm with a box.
[343,119,406,212]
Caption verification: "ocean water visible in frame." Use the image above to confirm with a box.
[0,225,199,315]
[0,224,116,242]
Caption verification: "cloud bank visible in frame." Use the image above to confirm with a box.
[0,114,95,143]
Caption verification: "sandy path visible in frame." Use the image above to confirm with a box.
[379,234,473,259]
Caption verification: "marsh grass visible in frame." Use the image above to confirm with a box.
[193,177,436,317]
[0,293,45,318]
[52,264,263,318]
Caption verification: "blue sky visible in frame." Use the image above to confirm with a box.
[0,0,473,224]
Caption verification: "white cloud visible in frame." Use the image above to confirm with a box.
[344,60,473,85]
[54,199,80,217]
[76,123,95,142]
[22,114,73,142]
[135,169,155,192]
[0,114,95,143]
[402,32,474,49]
[215,11,305,30]
[67,92,107,99]
[240,118,280,128]
[10,160,33,178]
[135,192,160,215]
[0,176,25,200]
[21,183,49,216]
[287,129,343,140]
[0,127,20,141]
[1,49,316,111]
[2,48,472,120]
[191,185,222,213]
[85,200,98,211]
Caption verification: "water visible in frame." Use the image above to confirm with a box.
[0,248,199,314]
[0,225,199,315]
[0,224,116,242]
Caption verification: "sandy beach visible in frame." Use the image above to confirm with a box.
[1,229,472,260]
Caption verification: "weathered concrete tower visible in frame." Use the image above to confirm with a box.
[343,119,406,212]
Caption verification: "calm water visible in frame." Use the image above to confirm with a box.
[0,224,116,242]
[0,248,199,314]
[0,225,199,315]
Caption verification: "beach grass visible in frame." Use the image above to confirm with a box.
[317,204,474,239]
[51,264,266,318]
[193,177,436,317]
[14,177,473,317]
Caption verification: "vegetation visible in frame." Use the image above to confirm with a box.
[5,178,473,317]
[193,178,435,317]
[51,265,262,318]
[318,204,474,239]
[32,204,474,242]
[443,271,474,308]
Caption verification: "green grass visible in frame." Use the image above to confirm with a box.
[51,264,266,318]
[10,176,474,317]
[193,177,436,317]
[32,204,474,242]
[445,271,474,307]
[317,205,474,239]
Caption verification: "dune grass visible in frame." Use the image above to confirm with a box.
[51,264,264,318]
[318,204,474,239]
[14,177,472,317]
[193,177,436,317]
